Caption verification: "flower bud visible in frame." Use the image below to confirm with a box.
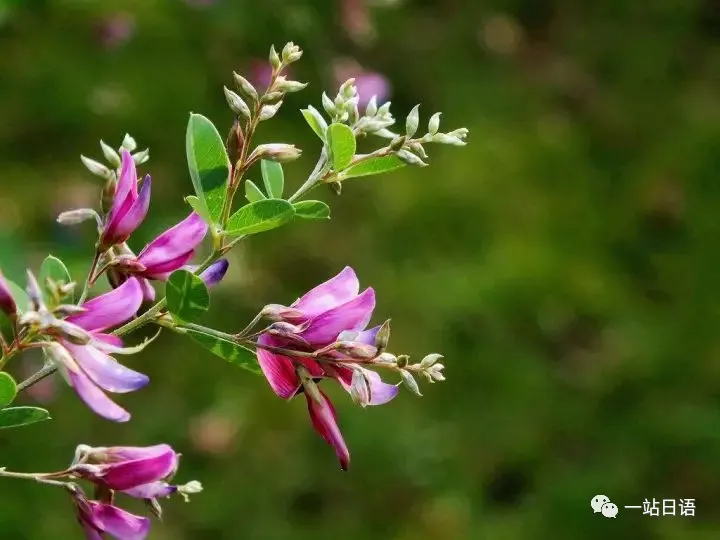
[253,143,302,163]
[0,271,17,318]
[339,79,357,100]
[396,149,428,167]
[80,155,112,179]
[420,353,443,368]
[51,320,93,345]
[405,105,420,137]
[389,135,406,151]
[121,133,137,152]
[99,140,121,168]
[428,363,445,381]
[428,112,441,135]
[269,45,281,70]
[223,87,251,120]
[375,320,391,353]
[25,271,44,311]
[349,369,371,407]
[409,142,428,159]
[365,96,378,117]
[322,92,337,116]
[274,77,308,93]
[233,72,259,102]
[262,91,285,102]
[261,304,305,322]
[178,480,203,501]
[375,352,397,365]
[335,341,377,360]
[396,354,409,368]
[57,208,101,226]
[400,369,422,396]
[281,42,303,63]
[259,101,283,121]
[132,148,150,165]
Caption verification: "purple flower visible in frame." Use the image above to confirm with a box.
[0,270,17,317]
[50,278,149,422]
[256,267,399,469]
[73,489,150,540]
[100,151,151,250]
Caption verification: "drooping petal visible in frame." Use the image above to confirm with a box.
[137,212,208,270]
[68,278,142,333]
[64,343,149,394]
[123,481,177,499]
[97,450,178,491]
[306,390,350,471]
[292,266,360,317]
[256,334,301,399]
[198,259,229,288]
[364,369,399,406]
[104,176,151,244]
[300,287,375,345]
[84,501,151,540]
[66,368,131,422]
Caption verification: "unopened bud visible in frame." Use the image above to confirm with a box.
[396,354,409,369]
[57,208,101,227]
[335,341,377,360]
[269,45,281,70]
[428,112,441,135]
[121,133,137,152]
[365,96,378,117]
[261,304,305,322]
[339,79,357,100]
[26,271,44,311]
[281,42,303,63]
[409,142,428,159]
[178,480,203,496]
[262,91,285,103]
[420,353,443,368]
[58,282,77,297]
[233,72,259,102]
[273,76,308,93]
[259,101,283,121]
[80,155,112,179]
[132,148,150,165]
[396,149,428,167]
[400,369,422,396]
[349,369,371,407]
[428,363,446,381]
[321,93,336,116]
[223,87,251,120]
[253,143,301,163]
[389,136,406,151]
[0,271,17,318]
[375,320,391,353]
[375,352,397,365]
[405,105,420,137]
[54,304,87,317]
[99,140,121,168]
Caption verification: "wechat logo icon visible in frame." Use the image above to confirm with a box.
[591,495,618,518]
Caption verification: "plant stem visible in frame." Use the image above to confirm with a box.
[0,468,71,488]
[181,322,237,342]
[77,250,102,304]
[288,148,328,203]
[17,364,57,392]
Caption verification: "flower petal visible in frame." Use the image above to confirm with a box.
[85,502,151,540]
[138,277,156,302]
[137,212,208,271]
[66,368,131,422]
[355,325,381,346]
[123,481,177,499]
[300,287,375,345]
[256,334,301,399]
[306,390,350,470]
[105,176,151,244]
[365,369,399,406]
[292,266,360,317]
[64,343,149,394]
[198,259,229,288]
[93,334,124,349]
[99,450,177,490]
[141,251,195,280]
[105,151,138,225]
[68,278,142,333]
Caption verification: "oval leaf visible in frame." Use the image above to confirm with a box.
[39,255,73,303]
[293,201,331,220]
[185,195,212,224]
[186,328,261,374]
[0,372,17,408]
[244,180,266,203]
[166,270,210,322]
[186,113,231,224]
[340,155,406,180]
[327,123,356,171]
[0,406,51,429]
[261,160,284,199]
[301,108,327,141]
[226,200,295,237]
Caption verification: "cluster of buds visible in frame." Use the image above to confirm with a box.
[321,78,362,125]
[80,134,149,182]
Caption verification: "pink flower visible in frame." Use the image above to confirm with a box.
[73,488,150,540]
[49,278,149,422]
[257,267,399,469]
[100,151,151,250]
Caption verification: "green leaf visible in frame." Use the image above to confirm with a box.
[185,195,212,224]
[340,155,406,179]
[226,200,295,237]
[0,372,17,408]
[244,180,266,203]
[261,160,284,199]
[166,270,210,322]
[185,113,231,224]
[293,200,331,220]
[0,406,51,429]
[301,107,327,141]
[327,123,356,171]
[39,255,72,303]
[186,328,261,374]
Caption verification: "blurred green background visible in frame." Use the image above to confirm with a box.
[2,0,720,538]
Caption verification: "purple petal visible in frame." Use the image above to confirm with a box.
[198,259,229,288]
[137,212,208,271]
[68,278,142,333]
[138,277,155,302]
[365,370,399,405]
[105,151,138,227]
[85,502,151,540]
[141,251,195,280]
[306,390,350,471]
[300,287,375,345]
[92,333,124,350]
[256,334,301,399]
[355,325,381,346]
[80,522,104,540]
[104,176,151,244]
[93,444,176,463]
[123,481,177,499]
[64,343,149,394]
[100,450,178,490]
[292,266,360,317]
[0,270,17,316]
[66,367,130,422]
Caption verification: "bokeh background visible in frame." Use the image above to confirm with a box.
[1,0,720,538]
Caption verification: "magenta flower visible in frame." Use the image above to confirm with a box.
[73,488,150,540]
[257,267,399,469]
[50,278,149,422]
[100,151,151,250]
[0,270,17,317]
